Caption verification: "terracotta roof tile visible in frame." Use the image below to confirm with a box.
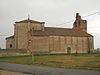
[32,27,93,37]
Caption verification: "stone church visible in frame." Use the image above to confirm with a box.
[6,13,94,54]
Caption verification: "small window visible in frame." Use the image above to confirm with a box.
[10,44,12,48]
[75,25,77,27]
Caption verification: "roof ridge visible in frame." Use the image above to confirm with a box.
[45,27,72,29]
[15,19,45,24]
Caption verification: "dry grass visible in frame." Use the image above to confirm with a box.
[0,53,100,70]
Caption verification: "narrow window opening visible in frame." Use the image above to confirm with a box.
[10,44,12,48]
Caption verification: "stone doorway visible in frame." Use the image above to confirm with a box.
[67,47,71,54]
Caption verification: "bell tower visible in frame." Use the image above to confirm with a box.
[73,13,87,32]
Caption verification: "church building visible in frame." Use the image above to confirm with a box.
[6,13,94,54]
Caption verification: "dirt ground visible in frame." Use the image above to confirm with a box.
[0,70,34,75]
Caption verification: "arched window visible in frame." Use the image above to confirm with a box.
[67,47,71,54]
[10,44,12,48]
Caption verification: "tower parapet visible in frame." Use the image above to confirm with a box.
[73,13,87,32]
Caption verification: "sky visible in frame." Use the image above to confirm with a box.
[0,0,100,49]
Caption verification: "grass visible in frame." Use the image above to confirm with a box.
[0,53,100,71]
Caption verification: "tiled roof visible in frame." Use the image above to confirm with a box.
[32,27,93,37]
[32,30,49,36]
[6,35,14,39]
[15,19,45,24]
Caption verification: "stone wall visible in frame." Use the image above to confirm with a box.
[6,38,14,49]
[6,33,93,54]
[30,22,44,31]
[0,49,30,57]
[5,36,94,54]
[88,37,94,52]
[14,23,29,49]
[49,36,92,53]
[14,22,45,49]
[28,36,49,53]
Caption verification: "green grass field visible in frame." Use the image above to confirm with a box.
[0,53,100,71]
